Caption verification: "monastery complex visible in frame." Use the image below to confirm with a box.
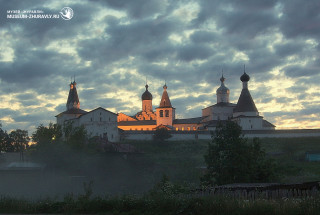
[56,71,282,141]
[117,72,275,131]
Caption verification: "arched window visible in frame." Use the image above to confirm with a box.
[165,110,169,117]
[160,110,163,117]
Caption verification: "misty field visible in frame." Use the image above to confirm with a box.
[1,192,320,214]
[0,137,320,213]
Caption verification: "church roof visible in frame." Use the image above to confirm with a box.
[118,120,156,126]
[263,120,276,128]
[55,108,87,117]
[202,102,236,110]
[141,84,152,100]
[216,75,229,94]
[173,117,204,124]
[78,107,118,118]
[159,84,172,108]
[67,81,79,109]
[234,88,258,113]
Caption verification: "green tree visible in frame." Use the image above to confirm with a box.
[63,121,88,149]
[153,128,172,141]
[32,123,62,147]
[0,124,14,152]
[201,121,276,186]
[9,129,30,161]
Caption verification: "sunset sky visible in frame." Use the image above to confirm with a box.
[0,0,319,134]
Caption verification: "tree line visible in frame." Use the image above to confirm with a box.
[0,123,29,153]
[0,120,276,186]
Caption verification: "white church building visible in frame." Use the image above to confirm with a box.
[201,71,275,130]
[55,81,119,142]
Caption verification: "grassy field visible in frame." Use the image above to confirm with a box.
[128,137,320,184]
[260,137,320,183]
[1,192,320,214]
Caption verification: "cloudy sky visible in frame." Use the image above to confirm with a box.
[0,0,319,134]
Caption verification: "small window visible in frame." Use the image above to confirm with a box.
[90,118,92,121]
[100,112,102,115]
[160,110,163,117]
[111,134,113,139]
[109,117,111,121]
[100,117,102,122]
[165,110,169,117]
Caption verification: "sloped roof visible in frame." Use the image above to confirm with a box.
[67,81,79,108]
[173,117,204,124]
[234,88,258,113]
[263,120,276,128]
[55,108,87,117]
[81,107,118,116]
[159,85,172,108]
[118,120,156,126]
[141,84,152,100]
[154,124,174,130]
[202,102,236,110]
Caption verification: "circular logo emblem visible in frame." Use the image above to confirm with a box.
[60,7,73,20]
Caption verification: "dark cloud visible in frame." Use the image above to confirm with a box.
[282,65,319,78]
[280,0,320,39]
[299,107,320,116]
[177,44,213,62]
[91,0,168,19]
[78,16,180,65]
[190,31,216,44]
[274,41,305,58]
[0,0,319,132]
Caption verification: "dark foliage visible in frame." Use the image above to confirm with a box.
[201,121,277,186]
[153,127,172,141]
[0,123,29,153]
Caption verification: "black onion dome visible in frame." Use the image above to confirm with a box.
[240,72,250,82]
[142,84,152,100]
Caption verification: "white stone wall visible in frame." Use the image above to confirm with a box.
[78,109,119,142]
[212,106,234,120]
[56,113,81,126]
[122,129,320,141]
[234,117,263,130]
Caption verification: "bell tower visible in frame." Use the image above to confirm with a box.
[66,80,80,110]
[156,84,175,127]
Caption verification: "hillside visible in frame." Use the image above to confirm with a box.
[128,137,320,184]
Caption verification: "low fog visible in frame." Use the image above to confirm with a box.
[0,149,163,199]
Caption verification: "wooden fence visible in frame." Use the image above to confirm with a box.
[192,181,320,199]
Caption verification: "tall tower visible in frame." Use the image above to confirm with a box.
[216,74,230,103]
[156,84,175,127]
[141,84,153,113]
[66,81,80,110]
[233,71,259,117]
